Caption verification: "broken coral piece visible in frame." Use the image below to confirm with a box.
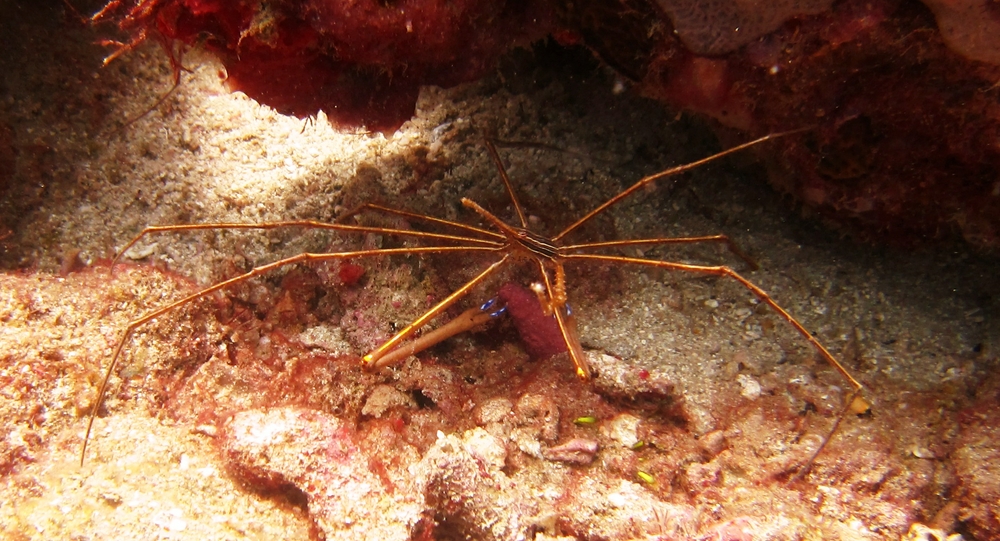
[220,407,425,540]
[542,437,599,464]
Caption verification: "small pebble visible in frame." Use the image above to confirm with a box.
[736,374,762,400]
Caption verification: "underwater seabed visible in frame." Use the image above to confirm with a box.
[0,5,998,540]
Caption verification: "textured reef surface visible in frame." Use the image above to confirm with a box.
[622,0,1000,250]
[1,1,999,540]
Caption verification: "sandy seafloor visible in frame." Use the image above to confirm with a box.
[1,3,999,541]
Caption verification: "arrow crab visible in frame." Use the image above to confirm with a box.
[81,129,870,471]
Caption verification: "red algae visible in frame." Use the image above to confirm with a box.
[617,0,1000,248]
[94,0,555,131]
[337,260,365,287]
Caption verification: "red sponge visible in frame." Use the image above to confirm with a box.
[497,282,567,361]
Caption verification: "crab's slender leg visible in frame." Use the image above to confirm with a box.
[112,221,504,269]
[554,128,812,242]
[561,253,867,400]
[535,260,590,379]
[337,203,505,241]
[82,245,498,465]
[362,254,511,367]
[787,386,867,482]
[564,235,758,270]
[484,139,529,228]
[369,302,502,368]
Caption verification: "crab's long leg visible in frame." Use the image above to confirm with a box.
[362,253,511,367]
[82,245,497,465]
[112,221,504,269]
[787,385,867,483]
[561,253,867,400]
[554,128,812,242]
[484,139,529,228]
[564,235,758,270]
[338,203,505,241]
[535,260,590,379]
[369,303,500,368]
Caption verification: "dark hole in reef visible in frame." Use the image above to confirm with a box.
[801,401,818,416]
[244,483,310,524]
[950,518,975,541]
[425,513,470,541]
[496,37,602,97]
[411,389,436,409]
[602,389,689,428]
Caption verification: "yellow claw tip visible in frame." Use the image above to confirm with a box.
[362,354,374,364]
[850,396,872,415]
